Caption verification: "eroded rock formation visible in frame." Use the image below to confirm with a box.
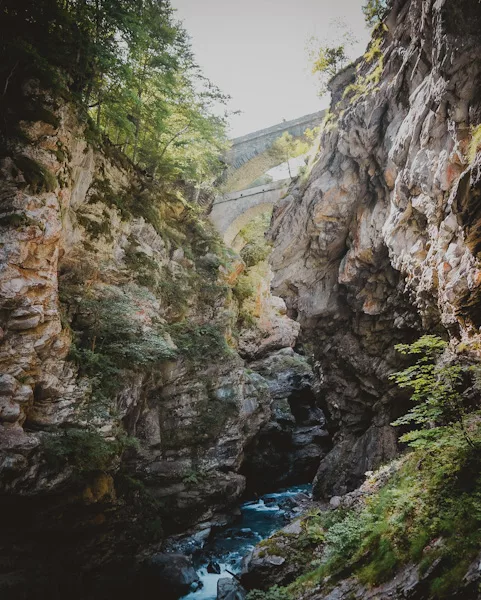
[269,0,481,498]
[0,85,327,595]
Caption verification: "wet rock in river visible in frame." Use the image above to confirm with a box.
[207,560,221,574]
[140,553,200,599]
[217,577,246,600]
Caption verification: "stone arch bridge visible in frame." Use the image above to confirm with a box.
[209,178,289,246]
[209,111,323,245]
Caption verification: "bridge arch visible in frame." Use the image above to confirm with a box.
[209,179,289,246]
[225,202,274,249]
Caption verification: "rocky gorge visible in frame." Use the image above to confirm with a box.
[0,75,327,599]
[1,0,481,598]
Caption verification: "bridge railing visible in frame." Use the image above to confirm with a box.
[212,178,291,206]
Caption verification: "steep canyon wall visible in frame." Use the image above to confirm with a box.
[269,0,481,498]
[0,92,325,596]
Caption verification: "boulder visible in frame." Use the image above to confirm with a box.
[140,553,199,599]
[207,561,221,574]
[217,577,246,600]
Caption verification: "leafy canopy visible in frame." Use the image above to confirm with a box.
[307,20,358,96]
[1,0,229,186]
[362,0,390,28]
[390,335,477,449]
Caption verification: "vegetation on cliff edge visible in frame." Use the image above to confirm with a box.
[248,336,481,599]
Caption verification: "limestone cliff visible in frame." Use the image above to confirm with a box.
[0,86,326,596]
[269,0,481,498]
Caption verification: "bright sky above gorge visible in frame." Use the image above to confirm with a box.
[173,0,371,138]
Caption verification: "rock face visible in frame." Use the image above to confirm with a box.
[217,577,247,600]
[242,348,330,494]
[0,83,327,594]
[269,0,481,498]
[0,98,269,529]
[140,553,200,599]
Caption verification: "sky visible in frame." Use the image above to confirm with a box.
[172,0,371,138]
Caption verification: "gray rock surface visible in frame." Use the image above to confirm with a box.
[217,577,247,600]
[141,553,200,599]
[242,348,330,493]
[269,0,481,499]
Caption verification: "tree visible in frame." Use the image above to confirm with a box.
[1,0,229,188]
[268,132,309,179]
[390,336,476,449]
[307,20,358,96]
[362,0,389,28]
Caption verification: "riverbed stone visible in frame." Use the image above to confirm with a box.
[217,577,247,600]
[141,553,200,598]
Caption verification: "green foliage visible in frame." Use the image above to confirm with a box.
[322,509,372,563]
[233,275,256,303]
[77,211,112,240]
[280,337,481,598]
[468,124,481,163]
[169,322,229,364]
[390,335,476,449]
[308,21,358,95]
[67,285,177,408]
[1,0,228,186]
[284,425,481,596]
[239,211,272,268]
[42,427,123,473]
[76,286,176,366]
[268,132,309,179]
[246,587,291,600]
[362,0,389,28]
[342,37,384,105]
[182,468,206,485]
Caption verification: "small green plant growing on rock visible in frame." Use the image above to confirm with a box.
[246,586,291,600]
[169,321,230,364]
[362,0,389,28]
[239,211,272,267]
[468,124,481,163]
[390,335,476,449]
[42,427,122,474]
[342,37,384,104]
[308,20,358,95]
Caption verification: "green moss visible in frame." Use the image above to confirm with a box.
[168,321,230,363]
[14,155,57,193]
[124,246,160,290]
[468,124,481,163]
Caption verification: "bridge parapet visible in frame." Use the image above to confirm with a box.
[210,179,290,245]
[225,111,324,171]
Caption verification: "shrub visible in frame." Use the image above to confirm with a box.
[281,337,481,598]
[42,427,122,473]
[68,285,177,409]
[362,0,389,28]
[390,335,476,449]
[233,274,255,303]
[246,586,291,600]
[169,321,229,364]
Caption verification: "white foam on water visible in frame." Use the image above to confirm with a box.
[242,499,279,512]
